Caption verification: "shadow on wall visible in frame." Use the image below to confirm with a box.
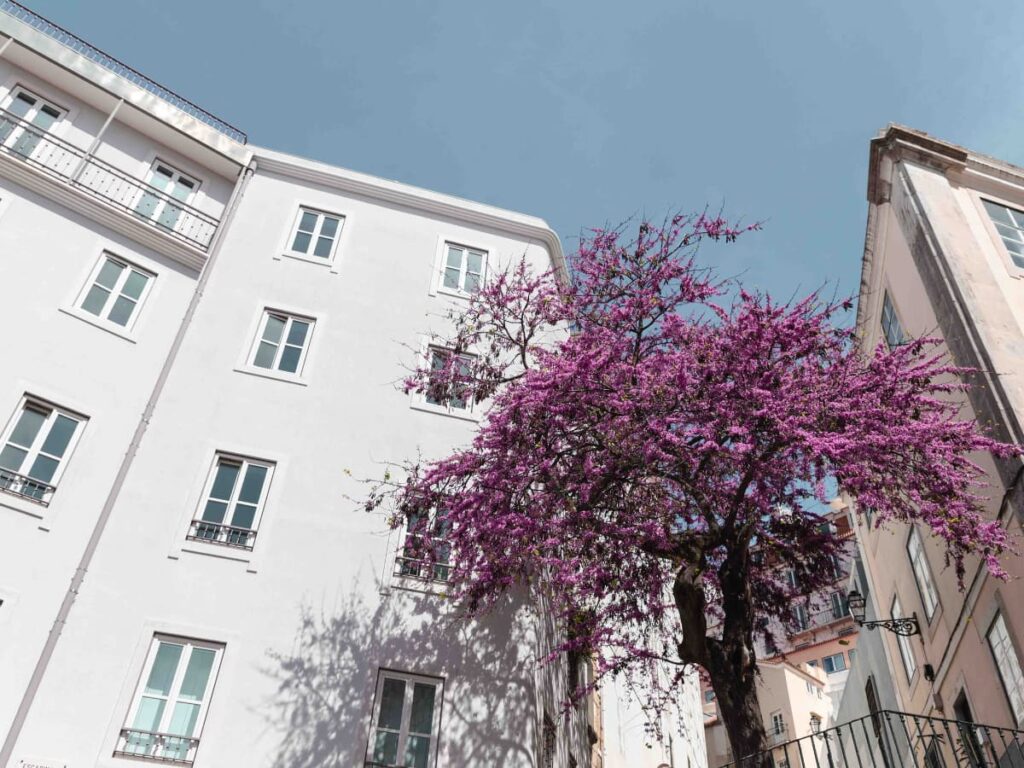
[260,580,539,768]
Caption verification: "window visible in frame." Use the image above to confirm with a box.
[368,671,443,768]
[286,207,344,263]
[422,347,476,414]
[892,596,916,681]
[249,310,314,375]
[114,636,222,764]
[924,741,946,768]
[793,604,810,632]
[983,199,1024,269]
[822,653,847,674]
[770,711,785,736]
[987,613,1024,726]
[135,161,198,233]
[0,87,62,158]
[541,713,556,768]
[439,242,487,295]
[830,592,850,620]
[704,689,716,703]
[0,397,83,505]
[880,291,906,348]
[907,527,939,621]
[805,681,814,694]
[78,254,153,328]
[187,454,273,551]
[395,506,451,582]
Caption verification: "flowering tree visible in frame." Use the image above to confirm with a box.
[368,216,1017,761]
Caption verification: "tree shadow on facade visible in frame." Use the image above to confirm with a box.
[261,579,540,768]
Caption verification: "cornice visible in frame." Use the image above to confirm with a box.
[253,153,567,279]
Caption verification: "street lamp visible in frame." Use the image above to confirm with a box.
[847,589,920,636]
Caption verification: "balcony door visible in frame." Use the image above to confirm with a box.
[0,88,63,161]
[134,161,198,233]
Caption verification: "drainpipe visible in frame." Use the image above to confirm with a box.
[0,157,258,767]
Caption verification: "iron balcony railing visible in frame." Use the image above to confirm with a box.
[0,108,220,250]
[723,709,1024,768]
[187,519,257,551]
[0,467,55,506]
[0,0,246,143]
[113,728,200,764]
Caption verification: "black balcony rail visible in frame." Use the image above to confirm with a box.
[722,710,1024,768]
[0,467,55,505]
[0,0,247,143]
[0,108,220,250]
[113,728,200,764]
[186,519,257,550]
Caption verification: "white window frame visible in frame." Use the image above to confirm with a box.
[283,206,345,265]
[367,669,444,768]
[880,290,906,349]
[246,309,315,377]
[0,85,65,159]
[822,653,847,674]
[907,527,940,622]
[115,635,224,764]
[770,711,785,736]
[0,395,85,506]
[980,197,1024,273]
[395,505,452,585]
[435,240,488,297]
[987,613,1024,726]
[187,453,275,551]
[892,595,917,682]
[410,344,479,420]
[75,252,155,331]
[135,160,200,230]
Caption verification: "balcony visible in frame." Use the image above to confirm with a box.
[113,728,199,765]
[769,722,789,746]
[186,519,257,551]
[0,467,55,506]
[722,710,1024,768]
[0,109,220,251]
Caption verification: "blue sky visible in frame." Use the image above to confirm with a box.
[28,0,1024,300]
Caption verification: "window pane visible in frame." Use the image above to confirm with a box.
[33,105,59,131]
[278,345,301,373]
[464,271,481,293]
[313,236,333,258]
[262,315,286,343]
[40,414,78,458]
[145,643,183,696]
[291,231,312,253]
[405,735,432,768]
[131,696,166,733]
[9,407,47,448]
[0,444,28,472]
[287,320,310,347]
[202,500,228,524]
[254,341,277,369]
[209,461,241,501]
[373,731,399,764]
[985,200,1015,226]
[81,284,111,316]
[320,216,340,238]
[166,701,201,737]
[443,267,461,290]
[9,92,36,116]
[445,246,463,268]
[377,678,406,729]
[409,682,436,734]
[238,464,268,505]
[122,270,149,300]
[179,648,215,702]
[465,251,483,275]
[108,296,137,326]
[298,211,319,233]
[26,454,58,483]
[95,260,125,291]
[231,503,257,530]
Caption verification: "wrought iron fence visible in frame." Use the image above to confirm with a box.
[113,728,199,764]
[0,107,220,250]
[723,710,1024,768]
[0,467,55,505]
[187,519,257,550]
[0,0,246,143]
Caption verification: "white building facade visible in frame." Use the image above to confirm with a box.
[0,5,709,767]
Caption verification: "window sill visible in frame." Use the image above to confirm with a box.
[58,306,139,343]
[435,286,477,302]
[0,492,48,526]
[409,400,479,423]
[174,539,257,571]
[389,573,451,597]
[274,251,340,273]
[233,366,308,387]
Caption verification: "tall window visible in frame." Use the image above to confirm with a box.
[114,636,223,764]
[396,507,451,582]
[983,199,1024,269]
[892,596,916,681]
[830,592,850,620]
[286,207,344,263]
[135,161,198,232]
[770,711,785,735]
[368,671,443,768]
[79,253,153,328]
[439,242,486,295]
[793,604,810,632]
[987,613,1024,726]
[0,397,83,505]
[880,291,906,348]
[0,87,62,158]
[907,527,939,621]
[249,310,314,375]
[187,454,273,550]
[423,347,475,414]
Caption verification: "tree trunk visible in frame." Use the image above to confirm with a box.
[706,636,769,767]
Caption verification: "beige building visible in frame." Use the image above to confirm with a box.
[847,125,1024,760]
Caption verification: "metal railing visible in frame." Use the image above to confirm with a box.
[0,0,246,143]
[0,108,220,250]
[187,519,257,550]
[0,467,55,505]
[723,710,1024,768]
[113,728,200,764]
[394,552,451,583]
